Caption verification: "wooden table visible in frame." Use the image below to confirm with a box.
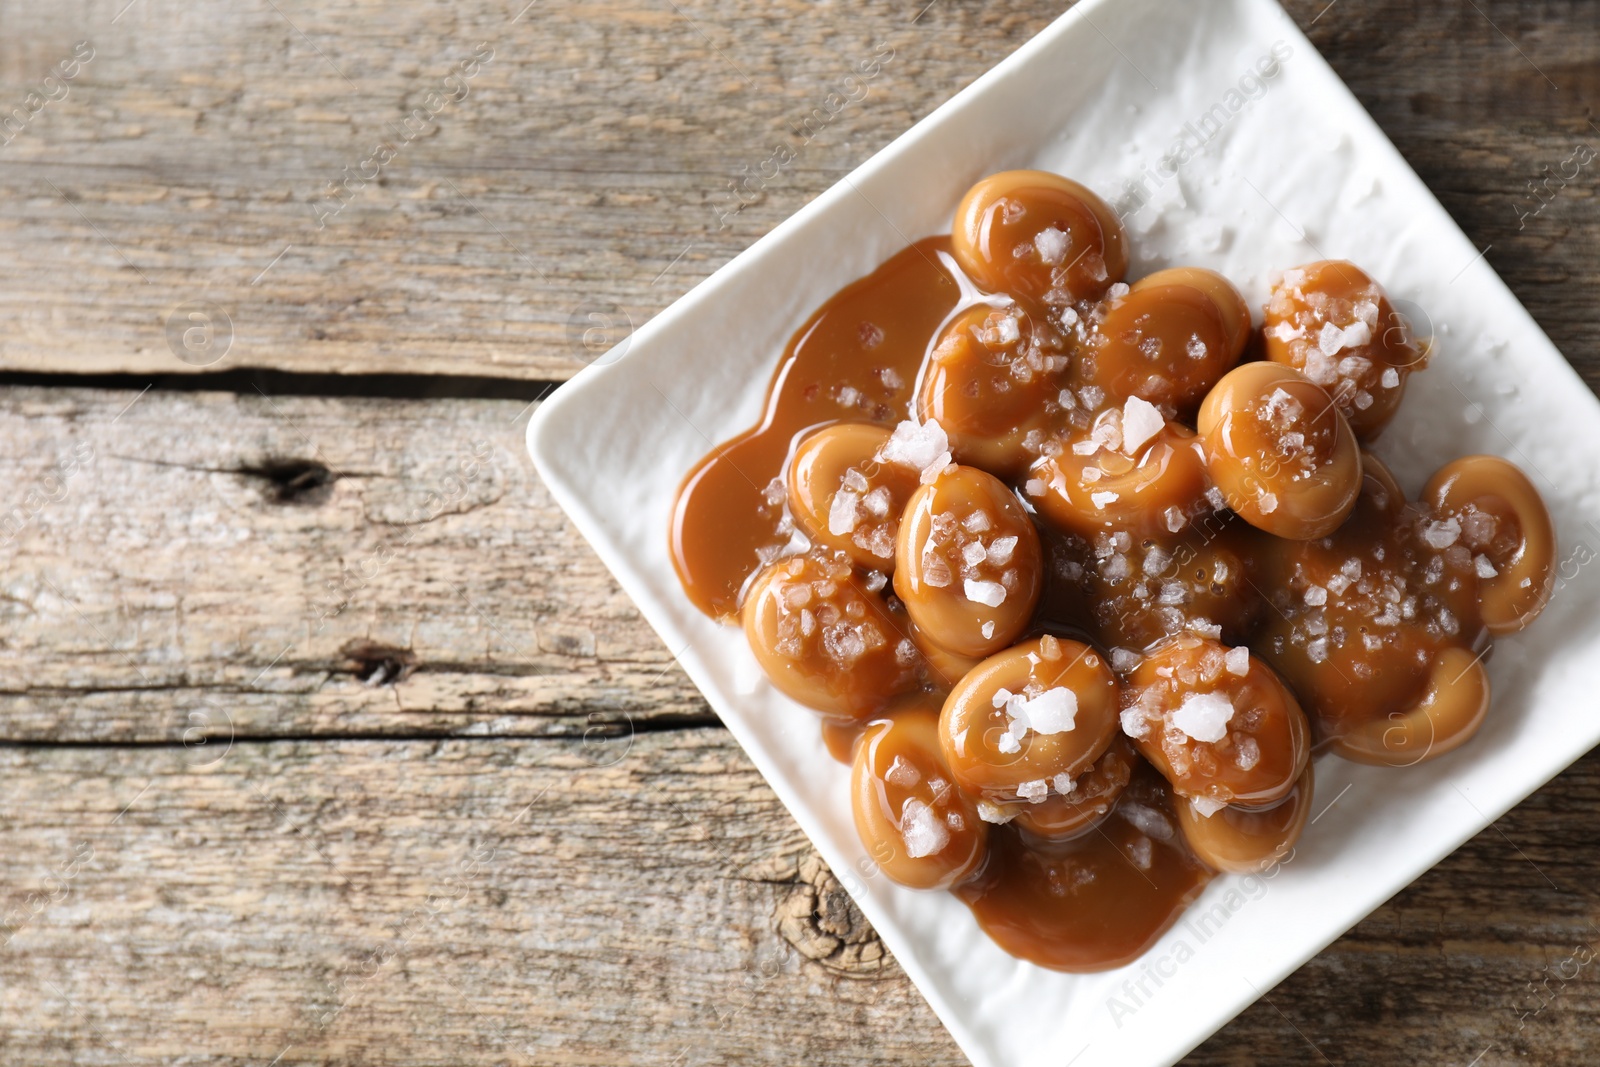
[2,1,1597,1063]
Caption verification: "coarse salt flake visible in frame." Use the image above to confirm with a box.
[884,755,919,788]
[900,799,950,858]
[1016,779,1050,802]
[1121,395,1165,454]
[1006,686,1079,735]
[1172,691,1235,743]
[964,579,1007,607]
[1120,802,1173,840]
[977,800,1015,824]
[1120,706,1150,739]
[1224,646,1250,676]
[1110,648,1141,673]
[828,489,860,536]
[920,452,954,485]
[879,418,949,472]
[1190,796,1228,818]
[1034,226,1069,265]
[1422,517,1461,549]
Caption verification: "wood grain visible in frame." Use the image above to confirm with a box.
[0,386,707,742]
[2,0,1600,1064]
[3,733,1600,1066]
[0,0,1067,380]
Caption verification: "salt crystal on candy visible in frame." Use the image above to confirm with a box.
[900,799,950,857]
[1120,706,1150,739]
[1016,779,1050,803]
[977,800,1015,824]
[1121,395,1165,454]
[885,755,919,788]
[828,489,860,536]
[1422,518,1461,549]
[1034,226,1069,265]
[1191,796,1227,818]
[879,417,949,471]
[964,579,1007,607]
[1172,691,1235,743]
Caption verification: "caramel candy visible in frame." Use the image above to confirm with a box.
[1081,267,1250,415]
[1026,406,1210,541]
[1253,453,1490,759]
[1422,455,1555,635]
[742,554,921,719]
[1176,764,1313,873]
[852,700,988,889]
[1086,522,1261,653]
[1329,646,1489,767]
[938,636,1120,803]
[1198,361,1362,540]
[1011,735,1135,843]
[918,303,1068,477]
[951,170,1128,305]
[788,422,921,570]
[1122,635,1310,808]
[1263,260,1424,440]
[895,465,1042,659]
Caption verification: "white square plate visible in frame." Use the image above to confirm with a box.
[527,0,1600,1063]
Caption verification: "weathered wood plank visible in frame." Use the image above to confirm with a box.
[2,734,1600,1066]
[0,0,1596,384]
[0,386,707,742]
[0,0,1066,380]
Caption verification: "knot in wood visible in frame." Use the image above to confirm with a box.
[773,849,888,978]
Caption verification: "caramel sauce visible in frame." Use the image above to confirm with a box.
[821,718,867,765]
[956,765,1212,971]
[670,239,962,620]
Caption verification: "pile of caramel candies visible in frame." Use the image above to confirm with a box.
[740,170,1556,892]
